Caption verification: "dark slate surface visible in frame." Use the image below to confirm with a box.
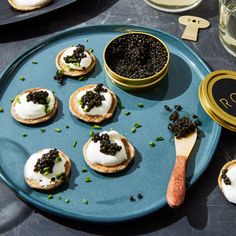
[1,0,236,235]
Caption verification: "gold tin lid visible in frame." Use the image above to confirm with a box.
[199,70,236,131]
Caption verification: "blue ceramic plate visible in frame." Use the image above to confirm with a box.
[0,25,221,223]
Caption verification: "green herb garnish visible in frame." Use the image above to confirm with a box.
[32,61,38,64]
[44,97,50,114]
[19,76,25,81]
[89,130,94,137]
[93,125,101,130]
[10,98,14,103]
[85,176,92,183]
[0,107,3,112]
[73,141,77,148]
[65,198,70,203]
[40,128,46,133]
[134,122,142,128]
[138,103,144,108]
[43,167,50,172]
[73,62,80,67]
[89,48,94,53]
[82,167,87,173]
[15,96,21,104]
[78,76,87,81]
[149,141,155,147]
[124,111,131,116]
[54,128,61,133]
[109,128,114,131]
[44,171,49,175]
[22,133,28,137]
[131,128,136,133]
[78,99,82,106]
[48,195,53,199]
[57,196,62,200]
[82,198,88,205]
[56,173,65,180]
[155,137,164,141]
[56,156,62,162]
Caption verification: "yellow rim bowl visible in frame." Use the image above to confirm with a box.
[105,64,168,91]
[103,32,170,86]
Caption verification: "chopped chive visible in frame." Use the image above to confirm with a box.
[138,103,144,108]
[134,122,142,128]
[124,111,131,116]
[89,130,94,137]
[44,171,50,175]
[57,196,62,200]
[78,99,82,106]
[73,141,77,148]
[54,128,61,133]
[56,156,62,162]
[155,137,164,141]
[93,125,101,129]
[85,39,89,42]
[40,128,46,133]
[32,60,38,64]
[82,167,87,173]
[149,141,155,147]
[109,128,114,131]
[78,76,87,81]
[43,167,50,172]
[10,98,14,103]
[117,99,125,109]
[0,107,3,112]
[65,198,70,203]
[51,90,55,94]
[82,198,88,205]
[48,195,53,199]
[89,48,94,53]
[66,125,69,129]
[131,128,136,133]
[22,133,28,137]
[85,176,92,183]
[19,76,25,81]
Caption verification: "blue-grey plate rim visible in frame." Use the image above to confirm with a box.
[0,24,222,223]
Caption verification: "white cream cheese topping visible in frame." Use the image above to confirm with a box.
[222,166,236,204]
[85,130,127,166]
[14,0,50,7]
[61,47,92,70]
[75,85,112,115]
[24,148,66,187]
[14,89,55,119]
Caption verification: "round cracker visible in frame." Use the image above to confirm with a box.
[11,88,58,125]
[25,149,71,190]
[69,84,117,123]
[218,160,236,190]
[8,0,53,11]
[83,136,135,173]
[55,48,96,77]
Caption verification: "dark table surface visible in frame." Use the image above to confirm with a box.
[1,0,236,235]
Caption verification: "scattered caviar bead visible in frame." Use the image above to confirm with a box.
[54,70,66,85]
[194,119,202,126]
[137,193,143,199]
[164,105,172,112]
[105,34,168,79]
[224,177,231,185]
[92,132,122,156]
[34,149,59,174]
[222,169,228,175]
[174,104,183,111]
[26,91,49,105]
[129,195,136,201]
[169,111,179,121]
[51,177,55,181]
[22,133,28,137]
[66,125,69,129]
[192,114,198,119]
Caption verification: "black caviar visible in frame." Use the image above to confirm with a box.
[105,33,168,79]
[26,91,49,105]
[221,169,231,185]
[64,44,87,64]
[167,105,202,139]
[92,132,122,156]
[34,149,59,174]
[80,84,107,112]
[54,70,66,85]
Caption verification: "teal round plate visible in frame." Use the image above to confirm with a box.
[0,25,221,223]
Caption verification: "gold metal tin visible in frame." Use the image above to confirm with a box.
[103,32,170,89]
[199,70,236,131]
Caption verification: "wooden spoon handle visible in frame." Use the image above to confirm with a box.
[166,155,188,208]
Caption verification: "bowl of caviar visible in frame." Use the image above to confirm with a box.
[104,32,169,90]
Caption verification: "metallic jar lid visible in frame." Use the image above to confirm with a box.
[199,70,236,131]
